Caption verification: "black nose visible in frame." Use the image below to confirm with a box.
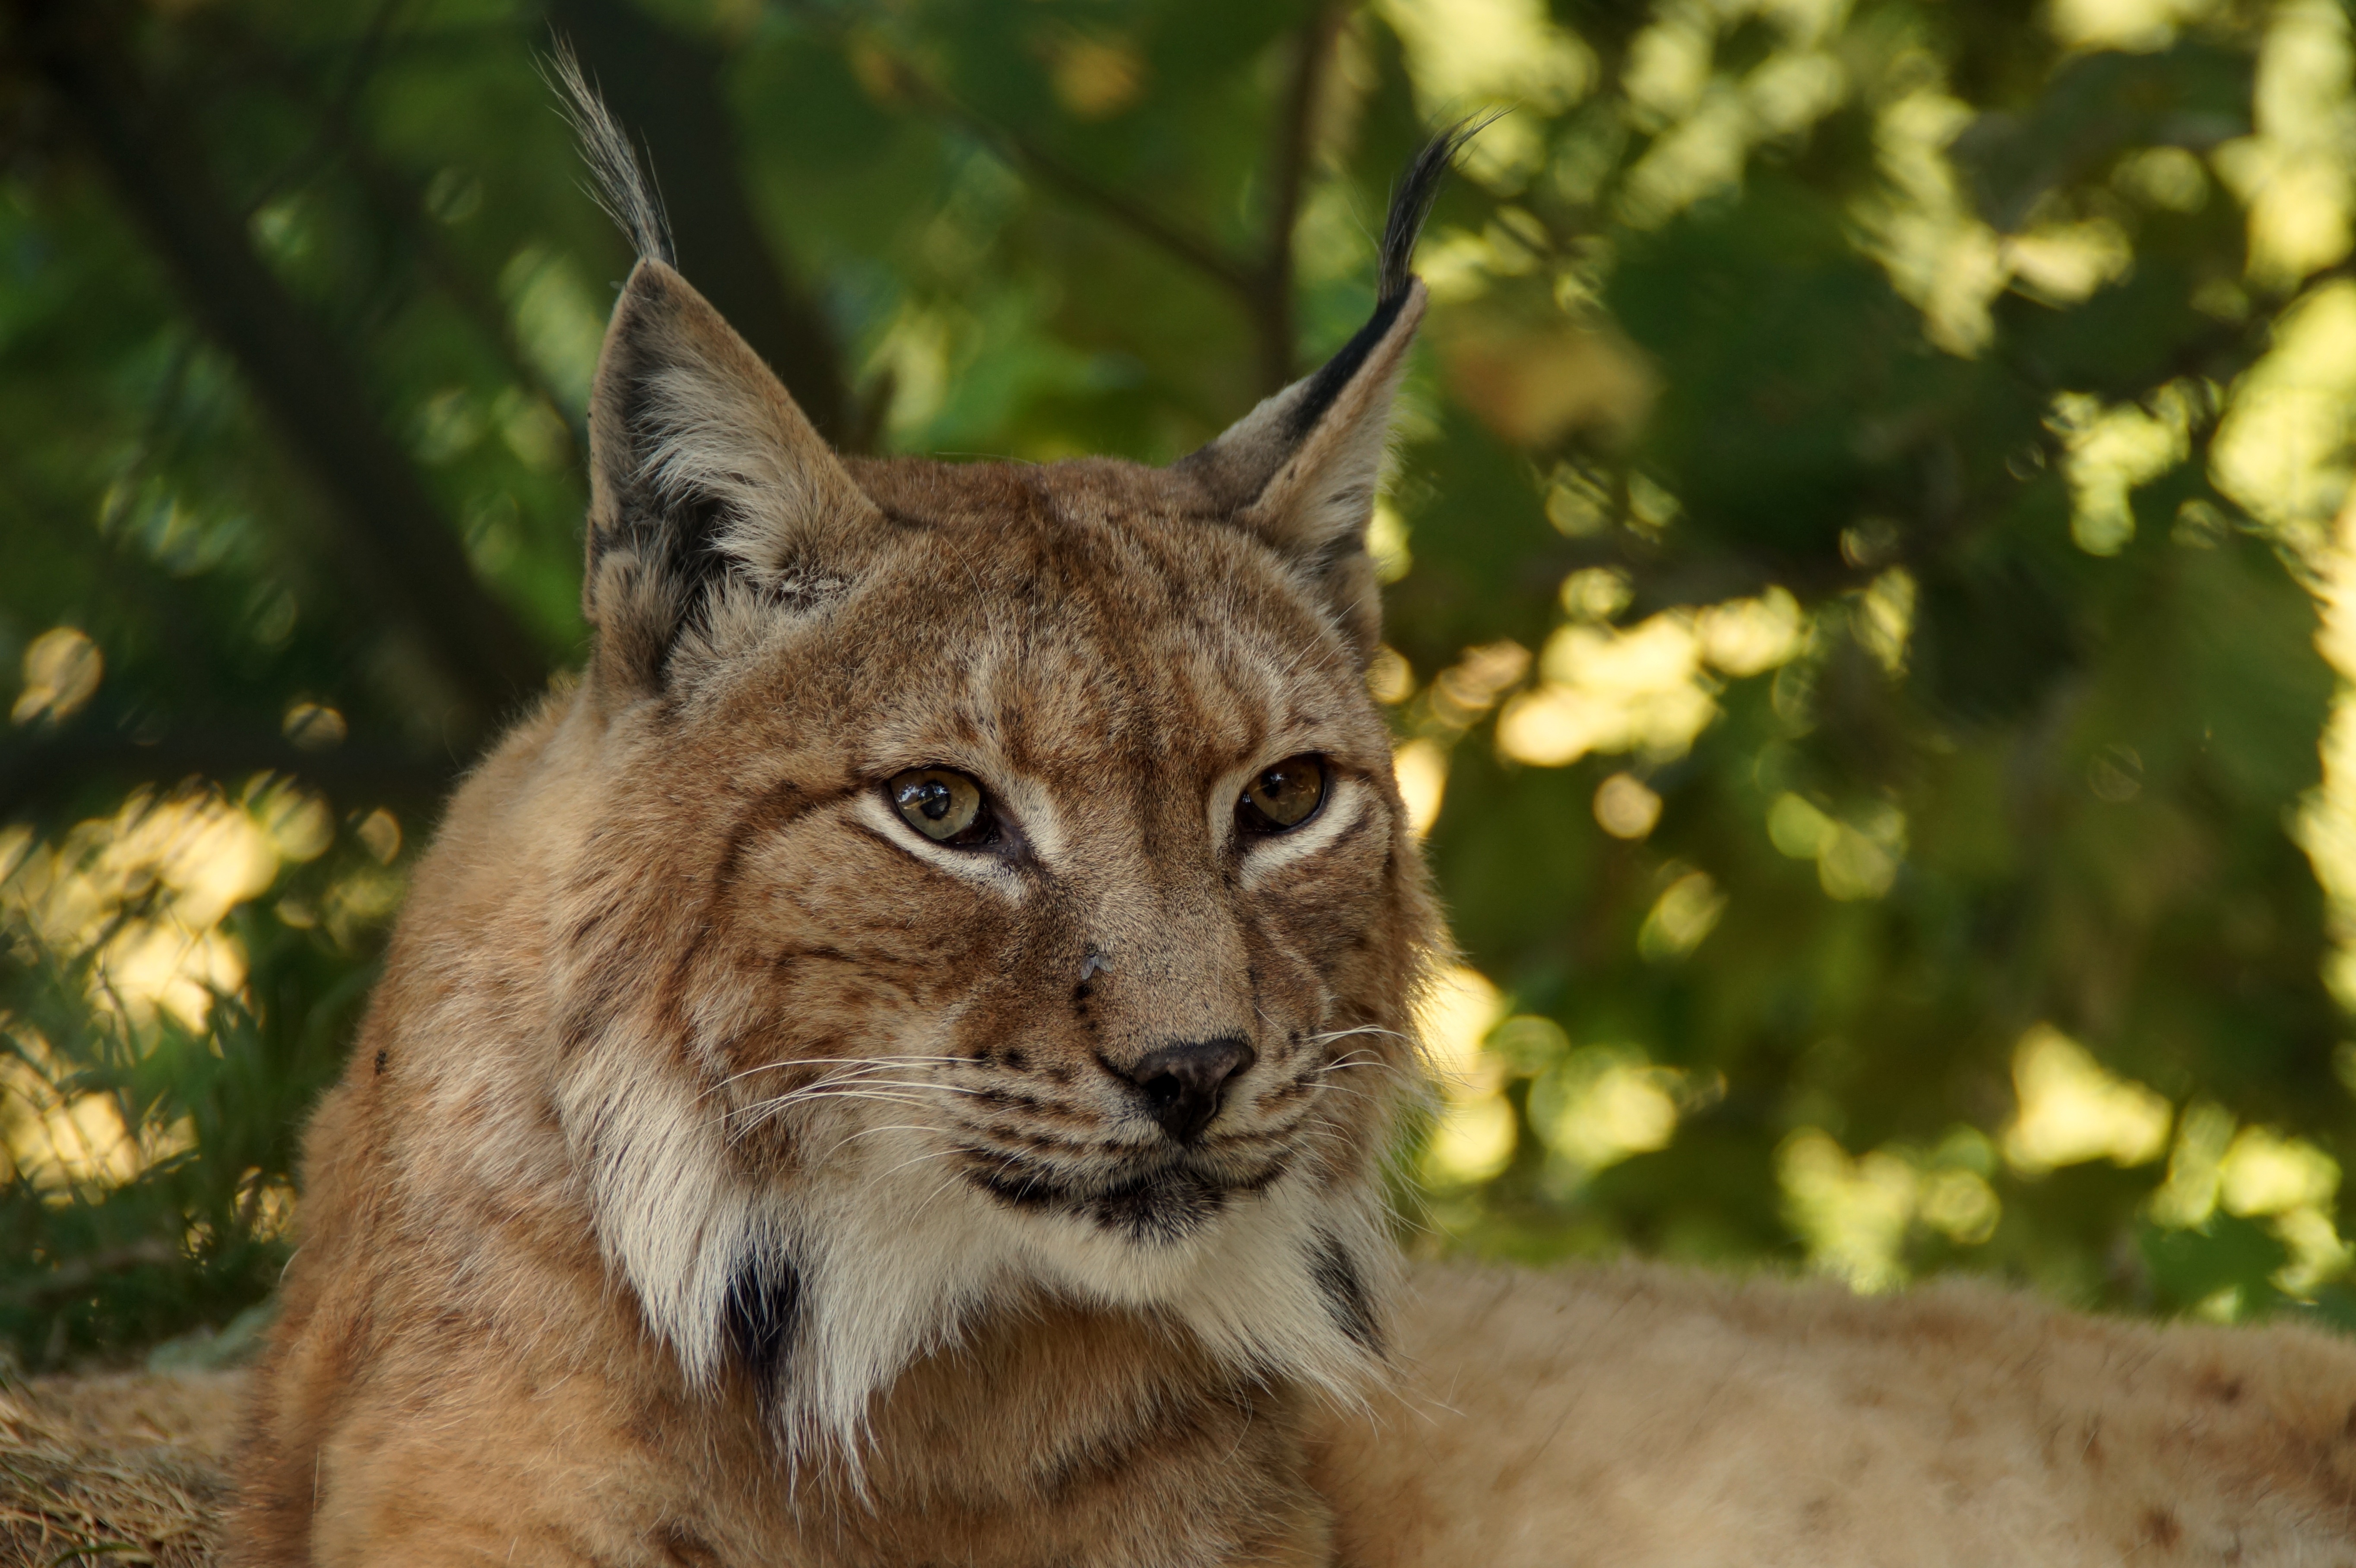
[1117,1037,1257,1144]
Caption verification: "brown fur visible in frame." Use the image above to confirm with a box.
[49,1256,2356,1566]
[225,118,2356,1565]
[1317,1262,2356,1564]
[230,224,1437,1562]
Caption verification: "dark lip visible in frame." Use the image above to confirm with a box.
[957,1149,1288,1242]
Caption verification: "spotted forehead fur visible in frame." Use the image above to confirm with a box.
[823,460,1378,759]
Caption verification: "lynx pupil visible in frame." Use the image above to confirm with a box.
[1239,755,1327,834]
[890,768,988,845]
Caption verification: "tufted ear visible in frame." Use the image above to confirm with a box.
[1173,126,1476,661]
[581,259,884,692]
[556,48,882,695]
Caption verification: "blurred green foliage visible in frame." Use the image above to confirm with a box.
[7,0,2356,1367]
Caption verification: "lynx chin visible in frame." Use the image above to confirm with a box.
[228,64,2356,1568]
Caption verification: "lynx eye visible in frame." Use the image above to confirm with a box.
[1237,755,1328,835]
[888,767,994,847]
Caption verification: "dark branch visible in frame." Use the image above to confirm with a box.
[846,8,1350,398]
[988,120,1259,301]
[1255,0,1350,393]
[2,1239,179,1307]
[8,0,550,745]
[0,721,459,823]
[547,0,858,446]
[778,3,1352,397]
[862,44,1260,304]
[205,10,587,463]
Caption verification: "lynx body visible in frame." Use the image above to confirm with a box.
[227,90,2356,1568]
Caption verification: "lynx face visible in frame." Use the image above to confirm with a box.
[542,92,1457,1451]
[690,464,1412,1253]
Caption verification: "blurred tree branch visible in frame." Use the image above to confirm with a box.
[1254,0,1349,390]
[546,0,859,446]
[852,43,1260,294]
[203,8,587,461]
[3,0,549,743]
[0,1239,177,1308]
[0,718,457,823]
[222,0,418,225]
[808,3,1342,397]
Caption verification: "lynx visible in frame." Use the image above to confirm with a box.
[226,74,2356,1567]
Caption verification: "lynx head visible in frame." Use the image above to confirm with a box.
[545,63,1460,1451]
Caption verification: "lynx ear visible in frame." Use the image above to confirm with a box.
[556,48,881,695]
[582,259,883,692]
[1175,127,1476,660]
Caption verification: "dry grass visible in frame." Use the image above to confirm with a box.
[0,1371,244,1567]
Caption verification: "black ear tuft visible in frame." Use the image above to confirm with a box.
[1173,120,1488,660]
[1378,115,1494,303]
[560,56,883,695]
[546,38,674,266]
[1280,116,1491,444]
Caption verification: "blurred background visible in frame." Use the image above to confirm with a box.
[3,0,2354,1371]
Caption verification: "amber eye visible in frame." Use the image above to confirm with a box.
[888,768,994,847]
[1238,755,1329,835]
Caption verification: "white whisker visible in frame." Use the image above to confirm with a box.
[815,1124,948,1165]
[726,1078,989,1122]
[1308,1025,1412,1046]
[724,1090,943,1142]
[697,1055,962,1101]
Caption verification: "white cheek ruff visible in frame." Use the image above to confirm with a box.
[1239,775,1376,889]
[852,790,1026,897]
[568,1021,1390,1462]
[560,1031,766,1390]
[567,766,1388,1463]
[779,1144,1392,1450]
[1007,1164,1392,1401]
[782,1121,1034,1451]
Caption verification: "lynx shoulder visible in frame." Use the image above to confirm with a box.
[224,76,2356,1568]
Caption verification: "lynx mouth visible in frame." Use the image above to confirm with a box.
[959,1150,1288,1242]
